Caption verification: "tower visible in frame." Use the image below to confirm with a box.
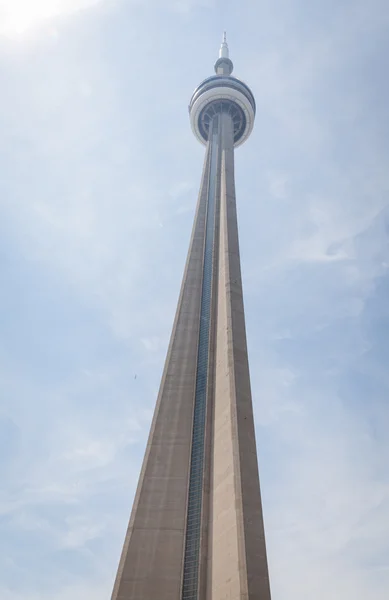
[111,35,272,600]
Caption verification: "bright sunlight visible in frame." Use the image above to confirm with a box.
[0,0,100,36]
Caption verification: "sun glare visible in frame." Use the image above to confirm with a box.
[0,0,61,35]
[0,0,95,37]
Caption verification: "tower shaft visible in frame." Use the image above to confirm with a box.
[210,113,270,600]
[111,110,271,600]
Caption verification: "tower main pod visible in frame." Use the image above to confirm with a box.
[111,36,272,600]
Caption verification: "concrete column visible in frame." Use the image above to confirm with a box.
[210,112,271,600]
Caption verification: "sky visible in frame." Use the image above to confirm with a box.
[0,0,388,598]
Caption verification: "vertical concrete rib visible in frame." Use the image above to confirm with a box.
[181,120,218,600]
[111,140,213,600]
[210,112,271,600]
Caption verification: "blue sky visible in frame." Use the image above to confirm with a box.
[0,0,389,598]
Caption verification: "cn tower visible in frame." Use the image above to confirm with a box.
[111,34,272,600]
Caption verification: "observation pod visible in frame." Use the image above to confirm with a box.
[189,33,256,147]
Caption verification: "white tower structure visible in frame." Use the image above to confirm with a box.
[111,35,272,600]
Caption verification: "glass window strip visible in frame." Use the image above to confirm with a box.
[181,121,219,600]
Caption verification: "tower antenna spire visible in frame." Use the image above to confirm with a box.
[215,31,233,75]
[219,31,229,58]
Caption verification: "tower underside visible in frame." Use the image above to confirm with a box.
[111,109,271,600]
